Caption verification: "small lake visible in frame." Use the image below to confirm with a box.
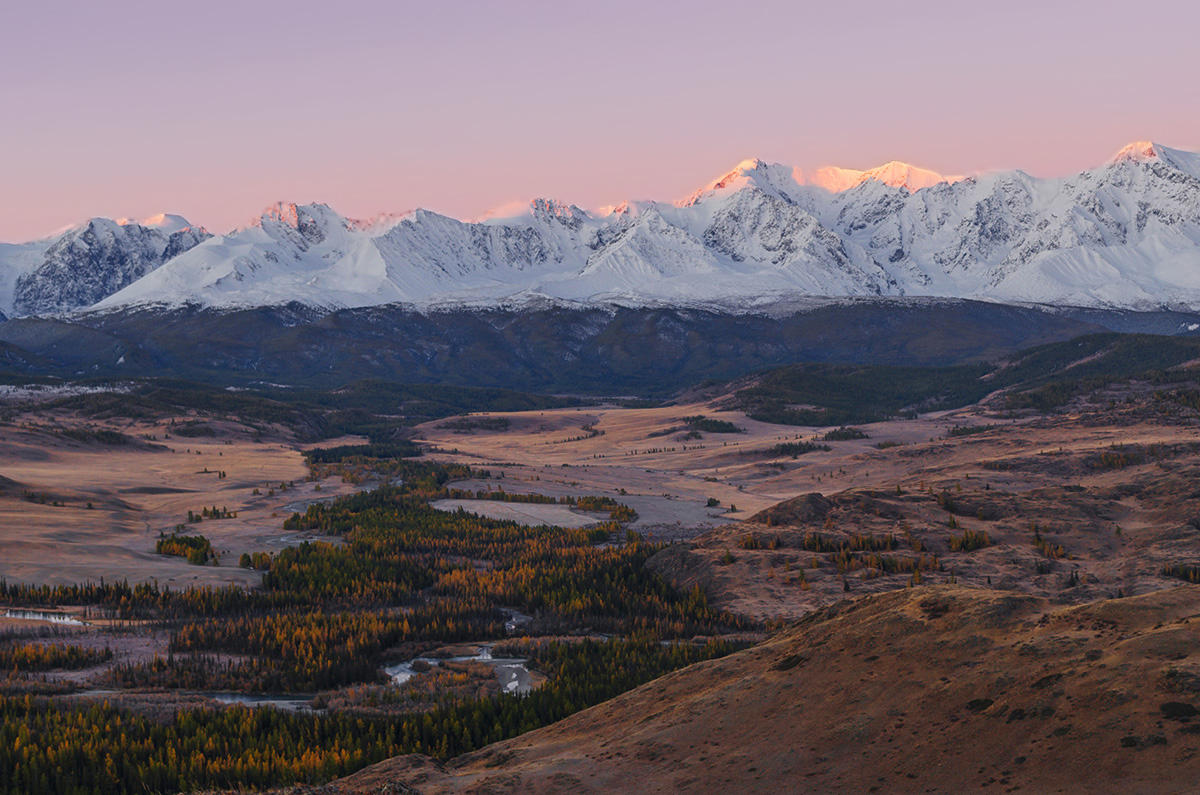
[431,499,600,529]
[70,689,320,712]
[3,609,88,626]
[282,495,341,514]
[205,692,320,712]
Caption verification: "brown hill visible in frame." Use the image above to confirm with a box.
[322,585,1200,793]
[321,586,1200,795]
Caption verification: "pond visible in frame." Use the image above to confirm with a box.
[204,692,320,712]
[3,609,88,626]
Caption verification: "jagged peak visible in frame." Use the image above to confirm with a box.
[724,157,771,177]
[255,202,345,231]
[530,198,590,225]
[24,215,195,245]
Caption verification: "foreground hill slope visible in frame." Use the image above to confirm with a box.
[328,586,1200,793]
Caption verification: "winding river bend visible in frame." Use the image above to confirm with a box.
[385,644,534,695]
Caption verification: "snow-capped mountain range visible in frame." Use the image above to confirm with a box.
[3,141,1200,317]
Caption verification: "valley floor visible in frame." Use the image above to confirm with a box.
[0,414,363,588]
[316,380,1200,791]
[4,371,1200,792]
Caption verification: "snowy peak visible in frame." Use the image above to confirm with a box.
[480,198,591,228]
[254,202,350,249]
[683,156,961,206]
[117,213,195,235]
[529,198,590,226]
[257,201,345,231]
[681,158,805,206]
[862,161,963,191]
[1106,141,1200,182]
[810,161,962,193]
[1109,140,1163,165]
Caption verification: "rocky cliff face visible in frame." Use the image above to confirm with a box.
[11,218,208,316]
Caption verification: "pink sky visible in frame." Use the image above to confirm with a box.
[1,0,1197,241]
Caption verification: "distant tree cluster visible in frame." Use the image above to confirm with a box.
[156,533,218,566]
[237,551,273,570]
[1032,526,1067,559]
[821,426,868,441]
[1163,563,1200,583]
[946,424,999,437]
[304,441,421,464]
[681,415,742,434]
[0,642,111,672]
[186,506,236,522]
[769,442,831,458]
[93,464,747,692]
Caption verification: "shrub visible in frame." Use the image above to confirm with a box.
[769,442,831,458]
[948,529,991,552]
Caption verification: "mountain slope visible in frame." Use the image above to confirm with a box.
[0,300,1103,391]
[325,586,1200,794]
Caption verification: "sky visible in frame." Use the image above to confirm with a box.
[1,0,1198,240]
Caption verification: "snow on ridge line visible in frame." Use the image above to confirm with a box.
[7,140,1200,317]
[5,140,1195,244]
[84,137,1200,315]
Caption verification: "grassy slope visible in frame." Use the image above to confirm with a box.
[329,585,1200,794]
